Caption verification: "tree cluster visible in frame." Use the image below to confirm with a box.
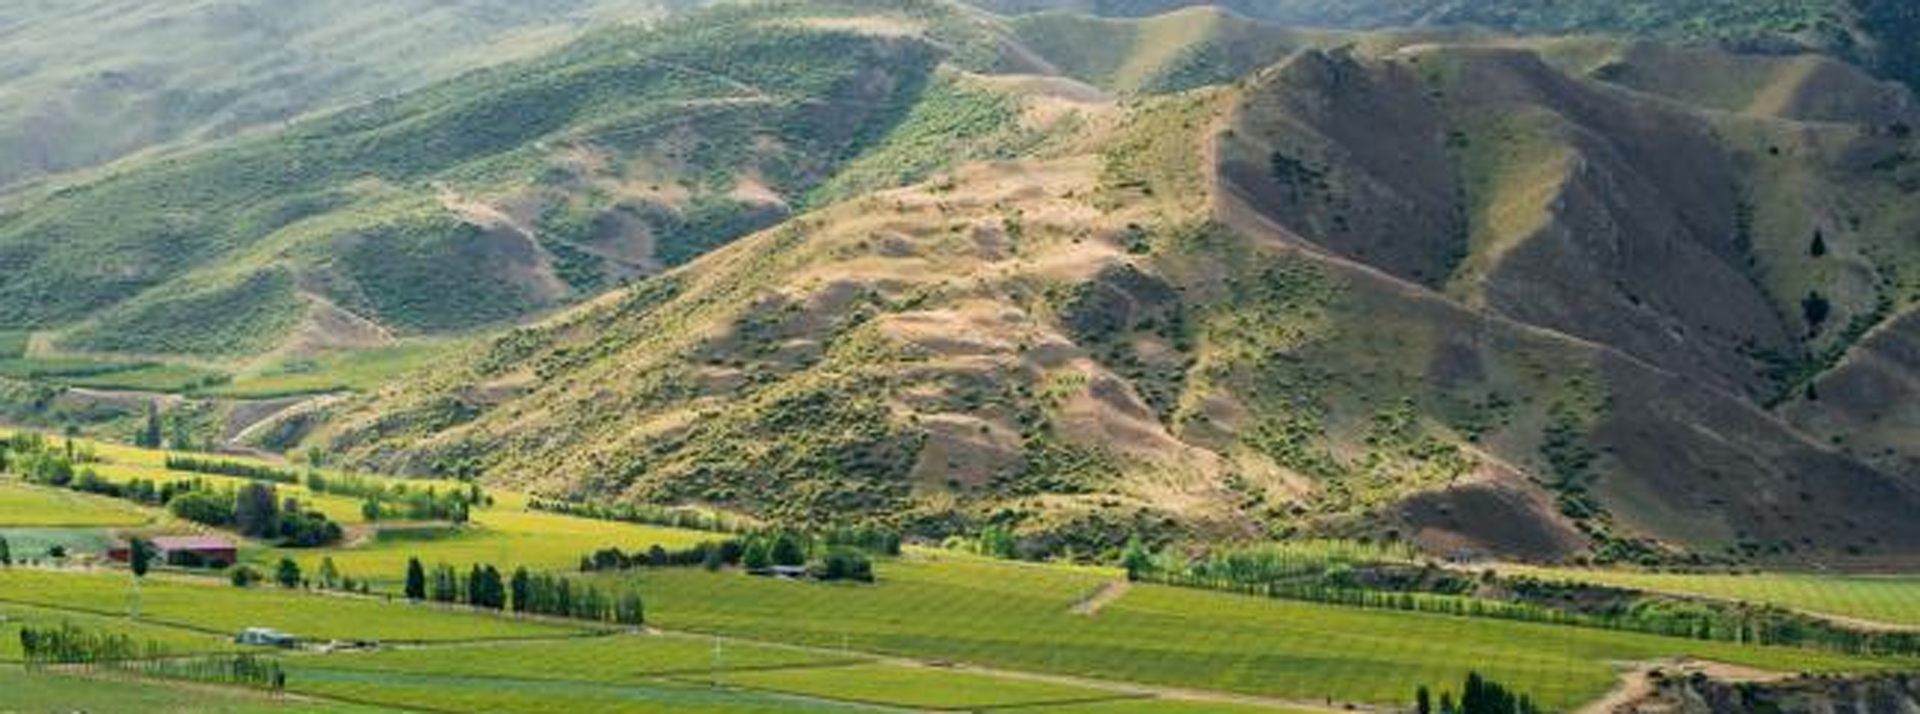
[528,498,750,533]
[307,471,484,523]
[130,654,286,692]
[580,540,744,573]
[163,455,299,485]
[18,623,146,666]
[404,557,642,626]
[168,482,343,548]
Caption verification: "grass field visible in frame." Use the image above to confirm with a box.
[0,479,154,527]
[1505,565,1920,629]
[1036,700,1322,714]
[280,666,879,714]
[0,569,582,643]
[256,504,716,587]
[627,555,1910,710]
[199,342,457,399]
[0,667,397,713]
[302,633,857,682]
[700,662,1131,710]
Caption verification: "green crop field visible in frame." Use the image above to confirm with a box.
[303,633,857,683]
[1036,700,1323,714]
[62,363,231,393]
[6,432,1920,713]
[0,569,581,643]
[279,666,877,714]
[0,479,154,527]
[200,342,458,399]
[1504,565,1920,629]
[698,662,1132,710]
[625,555,1909,710]
[0,666,397,713]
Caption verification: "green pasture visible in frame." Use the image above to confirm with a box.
[199,342,456,399]
[1032,700,1324,714]
[0,569,581,643]
[303,632,856,682]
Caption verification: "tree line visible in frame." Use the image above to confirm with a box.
[309,472,484,523]
[3,437,342,550]
[165,454,487,523]
[20,621,286,691]
[163,455,300,484]
[404,557,644,626]
[167,481,343,548]
[577,530,881,582]
[18,622,148,667]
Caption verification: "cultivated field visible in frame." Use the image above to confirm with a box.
[697,661,1132,709]
[303,633,857,682]
[280,666,875,714]
[4,434,1919,713]
[0,569,581,643]
[1504,565,1920,629]
[0,666,394,713]
[631,554,1911,710]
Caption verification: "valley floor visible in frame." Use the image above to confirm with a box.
[4,435,1920,712]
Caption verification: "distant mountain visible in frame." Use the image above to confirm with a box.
[0,0,705,191]
[0,1,1047,360]
[280,1,1920,568]
[965,0,1920,93]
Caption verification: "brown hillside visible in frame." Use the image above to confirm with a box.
[298,30,1920,567]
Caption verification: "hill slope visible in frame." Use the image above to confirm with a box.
[298,23,1920,567]
[0,1,1069,362]
[967,0,1920,94]
[0,0,716,192]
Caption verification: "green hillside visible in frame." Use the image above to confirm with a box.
[0,0,717,191]
[0,3,1009,360]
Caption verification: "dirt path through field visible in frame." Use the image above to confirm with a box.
[1070,579,1131,616]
